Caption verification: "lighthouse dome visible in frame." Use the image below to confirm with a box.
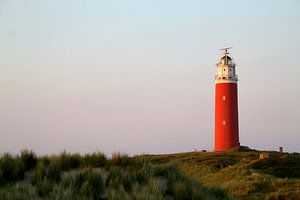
[220,55,233,65]
[221,55,232,61]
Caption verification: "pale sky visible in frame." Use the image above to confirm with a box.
[0,0,300,155]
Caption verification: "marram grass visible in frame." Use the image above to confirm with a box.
[0,150,300,199]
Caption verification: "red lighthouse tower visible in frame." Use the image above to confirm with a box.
[215,47,240,151]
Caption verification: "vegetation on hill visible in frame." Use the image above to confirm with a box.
[0,151,228,200]
[0,149,299,199]
[147,149,300,200]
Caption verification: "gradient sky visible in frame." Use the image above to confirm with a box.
[0,0,300,155]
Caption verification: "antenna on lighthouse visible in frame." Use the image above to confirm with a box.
[220,47,233,55]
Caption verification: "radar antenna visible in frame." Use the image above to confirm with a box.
[219,47,233,55]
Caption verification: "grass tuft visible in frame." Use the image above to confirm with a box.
[0,153,26,186]
[83,152,107,168]
[33,160,61,185]
[110,152,132,167]
[61,168,104,199]
[20,149,37,171]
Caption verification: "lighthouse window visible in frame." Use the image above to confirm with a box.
[222,96,226,101]
[222,121,226,125]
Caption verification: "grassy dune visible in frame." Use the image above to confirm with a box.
[0,149,299,199]
[148,148,300,200]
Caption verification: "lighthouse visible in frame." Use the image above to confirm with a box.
[214,47,240,151]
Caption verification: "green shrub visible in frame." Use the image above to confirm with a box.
[0,153,25,186]
[0,153,17,184]
[107,185,131,200]
[110,152,132,167]
[83,152,107,168]
[154,162,179,177]
[0,169,3,186]
[33,162,46,184]
[135,164,153,185]
[146,178,164,195]
[33,160,61,185]
[48,161,61,183]
[39,156,51,166]
[20,149,37,170]
[132,156,150,168]
[57,151,81,171]
[250,180,274,193]
[71,170,89,192]
[209,187,229,200]
[0,182,37,199]
[36,179,54,197]
[0,154,12,175]
[154,162,230,200]
[106,167,123,189]
[266,191,300,200]
[85,170,104,200]
[173,181,192,200]
[62,169,104,199]
[13,157,26,181]
[132,179,164,200]
[249,156,300,178]
[106,164,154,192]
[47,186,74,200]
[106,167,137,191]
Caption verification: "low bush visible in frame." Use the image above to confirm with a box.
[57,151,82,171]
[107,185,131,200]
[154,162,230,200]
[0,182,36,199]
[110,152,132,167]
[209,187,229,200]
[249,156,300,178]
[173,181,192,200]
[62,169,104,199]
[86,170,104,200]
[266,191,300,200]
[250,180,274,193]
[33,160,61,185]
[135,164,152,185]
[36,179,54,197]
[20,149,37,171]
[132,156,150,168]
[132,178,164,200]
[106,167,136,191]
[106,161,154,193]
[0,153,25,186]
[0,169,3,186]
[1,151,297,199]
[83,152,107,168]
